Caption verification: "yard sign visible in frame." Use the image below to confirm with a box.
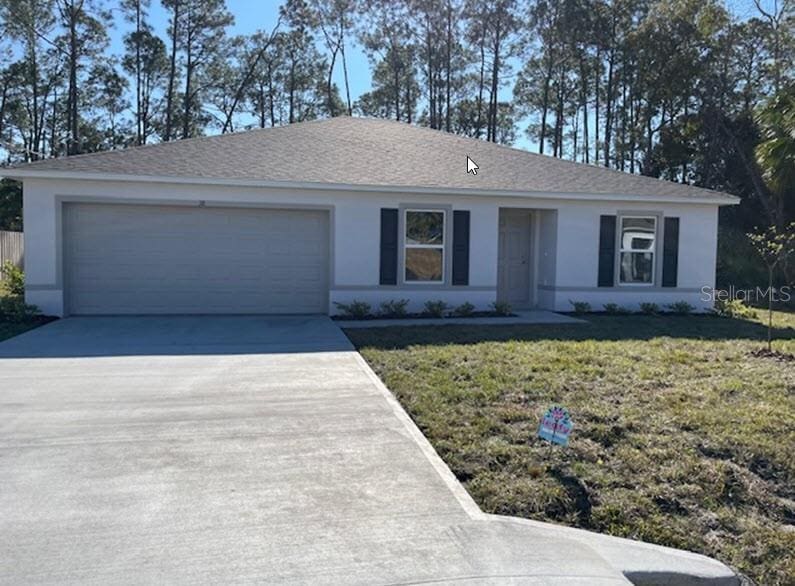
[538,405,573,446]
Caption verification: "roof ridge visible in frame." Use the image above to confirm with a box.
[349,117,723,198]
[13,118,346,169]
[2,116,737,203]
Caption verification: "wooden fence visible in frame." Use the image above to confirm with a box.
[0,231,23,277]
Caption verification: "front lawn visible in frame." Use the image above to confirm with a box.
[346,312,795,585]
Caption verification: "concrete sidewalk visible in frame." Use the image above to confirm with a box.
[0,316,737,585]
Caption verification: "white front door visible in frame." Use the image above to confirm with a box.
[498,210,532,308]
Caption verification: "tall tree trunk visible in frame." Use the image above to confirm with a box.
[476,32,485,139]
[165,0,180,141]
[50,87,58,156]
[629,91,636,173]
[257,83,266,128]
[393,49,401,121]
[0,81,8,145]
[437,69,443,124]
[580,58,589,164]
[66,1,81,155]
[406,74,412,123]
[288,55,296,124]
[680,100,688,181]
[340,18,352,115]
[644,104,653,174]
[36,82,49,155]
[142,64,152,142]
[326,42,339,117]
[619,71,627,171]
[27,28,41,158]
[539,59,553,155]
[554,71,564,157]
[268,62,276,127]
[594,47,600,164]
[135,0,143,145]
[603,47,615,167]
[182,33,193,139]
[488,22,502,143]
[426,15,434,129]
[445,0,452,133]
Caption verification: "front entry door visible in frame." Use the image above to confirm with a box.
[498,210,532,308]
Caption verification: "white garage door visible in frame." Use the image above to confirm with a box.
[64,203,329,315]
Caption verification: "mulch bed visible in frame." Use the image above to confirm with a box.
[332,311,514,321]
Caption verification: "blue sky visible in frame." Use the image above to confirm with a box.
[109,0,374,109]
[109,0,768,152]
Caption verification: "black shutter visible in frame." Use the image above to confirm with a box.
[662,217,679,288]
[452,210,470,286]
[379,208,399,285]
[598,215,617,287]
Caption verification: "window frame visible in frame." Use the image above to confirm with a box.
[402,208,447,285]
[616,215,658,287]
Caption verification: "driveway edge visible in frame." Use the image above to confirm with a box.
[350,351,486,520]
[349,347,741,586]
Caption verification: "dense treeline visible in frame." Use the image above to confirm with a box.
[0,0,793,269]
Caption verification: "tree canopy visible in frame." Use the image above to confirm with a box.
[0,0,793,235]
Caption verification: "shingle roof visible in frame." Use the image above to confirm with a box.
[7,117,736,202]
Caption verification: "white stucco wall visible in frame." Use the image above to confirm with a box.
[20,177,722,316]
[548,202,719,312]
[535,210,558,310]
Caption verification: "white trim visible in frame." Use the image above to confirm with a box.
[403,208,446,284]
[2,169,740,205]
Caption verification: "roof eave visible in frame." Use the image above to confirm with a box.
[2,169,741,205]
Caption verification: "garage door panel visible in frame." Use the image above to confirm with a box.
[64,203,329,315]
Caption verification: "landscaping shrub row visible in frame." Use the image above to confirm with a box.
[333,299,513,320]
[569,298,758,317]
[0,262,52,325]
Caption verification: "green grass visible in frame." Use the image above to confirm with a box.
[346,312,795,585]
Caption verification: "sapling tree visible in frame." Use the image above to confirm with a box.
[747,222,795,352]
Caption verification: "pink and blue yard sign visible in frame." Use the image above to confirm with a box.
[538,405,573,446]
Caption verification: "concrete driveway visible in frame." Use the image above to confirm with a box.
[0,317,736,585]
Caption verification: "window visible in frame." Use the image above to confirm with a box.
[619,216,656,285]
[404,210,445,283]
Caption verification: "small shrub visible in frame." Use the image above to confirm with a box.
[1,261,24,297]
[0,296,40,323]
[667,300,695,315]
[333,300,371,319]
[453,302,475,317]
[603,303,631,315]
[569,300,591,314]
[423,299,449,318]
[714,298,758,319]
[492,300,512,316]
[379,298,409,318]
[640,302,660,315]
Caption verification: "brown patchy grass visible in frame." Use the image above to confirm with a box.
[346,312,795,585]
